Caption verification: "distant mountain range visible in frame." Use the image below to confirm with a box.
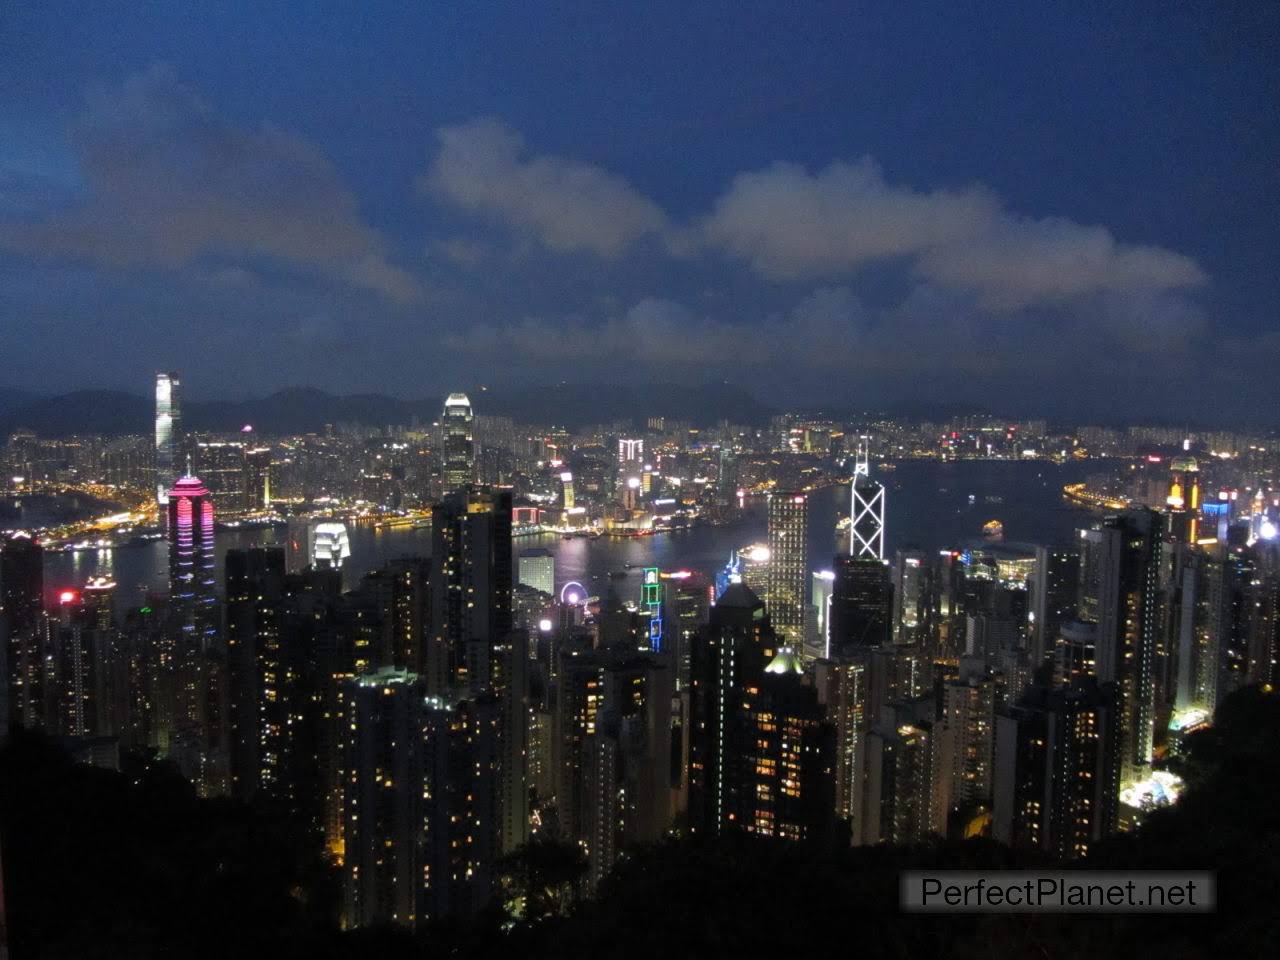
[0,382,772,437]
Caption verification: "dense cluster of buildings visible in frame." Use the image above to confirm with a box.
[1,373,1279,931]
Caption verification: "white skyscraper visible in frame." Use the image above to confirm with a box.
[441,393,475,494]
[850,438,885,560]
[155,371,182,508]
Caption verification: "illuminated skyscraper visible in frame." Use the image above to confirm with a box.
[166,474,223,794]
[891,550,928,646]
[311,522,351,570]
[154,372,182,509]
[224,546,286,801]
[168,475,218,646]
[850,439,885,560]
[689,583,836,844]
[765,491,808,647]
[1031,545,1081,666]
[811,569,835,658]
[1078,509,1166,785]
[617,438,643,465]
[993,677,1120,859]
[428,488,513,696]
[244,445,272,511]
[559,471,575,511]
[518,548,555,596]
[1166,457,1202,544]
[341,667,427,930]
[441,393,475,494]
[1,535,45,730]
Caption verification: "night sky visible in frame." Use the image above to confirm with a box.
[1,1,1277,422]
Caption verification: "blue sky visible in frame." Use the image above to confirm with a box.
[1,1,1277,422]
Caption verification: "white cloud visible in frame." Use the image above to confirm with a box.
[700,156,1206,308]
[422,118,668,258]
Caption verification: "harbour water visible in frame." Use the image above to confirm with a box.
[42,459,1099,611]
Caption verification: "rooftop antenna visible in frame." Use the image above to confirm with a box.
[854,436,870,477]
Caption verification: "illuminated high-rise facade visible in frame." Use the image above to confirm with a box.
[617,438,644,465]
[166,474,223,794]
[518,548,555,596]
[428,488,513,696]
[765,491,808,647]
[689,583,838,845]
[1078,509,1166,785]
[168,475,218,646]
[2,534,45,730]
[155,372,182,508]
[1166,457,1202,544]
[850,440,885,560]
[341,667,426,930]
[441,393,475,494]
[311,522,351,570]
[993,677,1120,859]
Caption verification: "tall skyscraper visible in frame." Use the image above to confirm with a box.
[342,667,427,930]
[765,491,808,647]
[428,488,513,696]
[1,535,45,730]
[993,678,1120,859]
[154,372,182,509]
[688,582,839,845]
[554,646,673,887]
[1166,457,1202,545]
[224,546,286,801]
[860,718,937,844]
[891,550,929,646]
[829,553,893,652]
[168,476,218,648]
[1031,545,1081,666]
[935,659,996,826]
[441,393,475,494]
[688,583,776,838]
[1080,510,1166,785]
[850,440,885,560]
[166,474,222,793]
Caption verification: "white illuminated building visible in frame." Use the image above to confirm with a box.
[311,521,351,569]
[850,438,885,559]
[154,371,181,508]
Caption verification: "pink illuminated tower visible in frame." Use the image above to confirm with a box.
[167,474,218,649]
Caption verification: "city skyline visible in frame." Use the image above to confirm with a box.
[2,3,1279,421]
[2,5,1278,955]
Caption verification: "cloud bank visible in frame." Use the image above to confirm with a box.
[1,65,420,303]
[422,118,668,258]
[701,158,1206,308]
[424,125,1206,314]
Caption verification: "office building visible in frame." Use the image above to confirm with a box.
[428,488,513,696]
[1031,545,1081,666]
[441,393,475,494]
[311,522,351,570]
[829,554,893,653]
[765,491,808,647]
[850,440,885,560]
[1,535,45,730]
[154,371,182,508]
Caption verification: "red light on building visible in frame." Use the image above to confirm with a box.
[58,589,78,604]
